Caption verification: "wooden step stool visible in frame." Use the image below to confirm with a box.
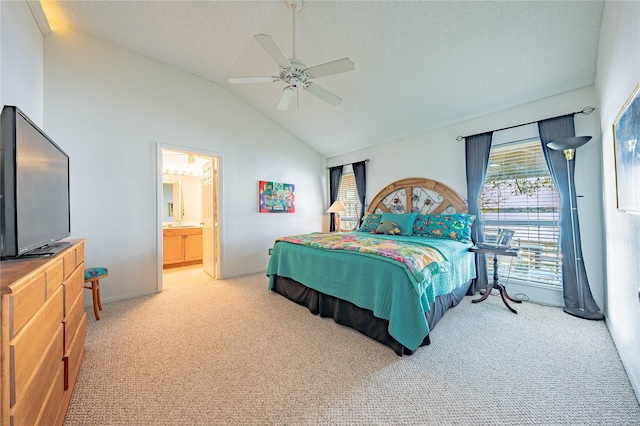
[84,267,108,320]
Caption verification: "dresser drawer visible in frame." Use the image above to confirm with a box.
[64,314,86,393]
[9,272,46,338]
[35,364,66,426]
[64,289,85,353]
[63,265,84,318]
[9,323,63,424]
[9,286,64,405]
[62,243,85,280]
[11,355,65,426]
[62,249,76,280]
[45,259,64,300]
[75,243,85,266]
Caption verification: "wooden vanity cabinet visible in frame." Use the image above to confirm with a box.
[0,240,86,426]
[163,227,203,268]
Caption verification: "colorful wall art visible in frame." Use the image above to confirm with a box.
[259,181,295,213]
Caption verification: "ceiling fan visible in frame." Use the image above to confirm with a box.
[228,0,355,110]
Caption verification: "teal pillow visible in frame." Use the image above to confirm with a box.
[380,212,418,236]
[358,213,381,233]
[413,213,475,243]
[376,220,401,235]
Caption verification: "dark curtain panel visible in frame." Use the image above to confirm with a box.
[538,116,602,318]
[352,161,367,225]
[465,132,493,295]
[328,166,343,232]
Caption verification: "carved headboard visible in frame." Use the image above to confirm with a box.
[366,178,468,216]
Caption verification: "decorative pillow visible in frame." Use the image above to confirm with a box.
[358,213,381,233]
[380,212,418,236]
[376,221,401,235]
[413,213,475,242]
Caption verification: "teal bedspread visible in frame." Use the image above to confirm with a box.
[266,232,476,350]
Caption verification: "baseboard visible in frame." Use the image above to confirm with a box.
[606,316,640,404]
[501,281,564,307]
[221,268,267,279]
[86,290,157,307]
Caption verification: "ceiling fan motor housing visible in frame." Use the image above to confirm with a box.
[280,59,309,88]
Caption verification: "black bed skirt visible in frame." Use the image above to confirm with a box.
[270,275,471,356]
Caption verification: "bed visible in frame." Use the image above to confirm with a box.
[266,178,476,355]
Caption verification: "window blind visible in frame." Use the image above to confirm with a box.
[480,139,562,288]
[338,173,362,231]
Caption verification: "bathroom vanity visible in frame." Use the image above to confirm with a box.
[162,227,203,268]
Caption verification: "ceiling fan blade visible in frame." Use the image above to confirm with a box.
[305,58,355,79]
[304,83,343,106]
[277,86,295,111]
[254,34,292,69]
[228,76,280,84]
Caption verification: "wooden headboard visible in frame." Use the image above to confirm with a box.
[366,178,468,216]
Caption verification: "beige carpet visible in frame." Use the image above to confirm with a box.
[64,266,640,425]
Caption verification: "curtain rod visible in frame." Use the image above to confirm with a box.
[455,106,595,141]
[326,159,369,170]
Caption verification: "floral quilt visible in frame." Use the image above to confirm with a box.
[276,232,448,290]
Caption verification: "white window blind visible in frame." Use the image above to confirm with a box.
[480,138,562,288]
[338,174,362,231]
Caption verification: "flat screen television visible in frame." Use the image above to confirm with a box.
[1,105,71,258]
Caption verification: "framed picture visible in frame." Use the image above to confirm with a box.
[613,83,640,215]
[259,180,295,213]
[497,229,514,247]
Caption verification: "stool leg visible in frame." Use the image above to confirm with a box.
[91,280,100,321]
[96,280,103,311]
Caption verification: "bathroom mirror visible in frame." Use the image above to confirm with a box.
[172,181,184,223]
[163,181,183,223]
[163,183,173,222]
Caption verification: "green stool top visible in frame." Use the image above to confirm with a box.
[84,267,108,280]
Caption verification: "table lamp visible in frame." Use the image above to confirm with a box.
[327,200,347,232]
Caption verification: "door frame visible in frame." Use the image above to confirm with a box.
[155,142,222,291]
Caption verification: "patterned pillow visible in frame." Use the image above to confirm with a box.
[413,213,475,243]
[358,213,381,233]
[380,212,418,236]
[376,221,401,235]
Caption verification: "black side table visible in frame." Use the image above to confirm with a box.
[468,245,522,314]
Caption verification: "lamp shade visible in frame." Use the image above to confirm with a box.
[547,136,592,151]
[327,200,347,213]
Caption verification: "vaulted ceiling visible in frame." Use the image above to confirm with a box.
[40,0,604,158]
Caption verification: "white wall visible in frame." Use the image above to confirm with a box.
[596,0,640,402]
[328,86,603,308]
[0,0,44,123]
[43,30,325,302]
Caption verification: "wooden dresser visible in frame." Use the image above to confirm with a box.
[0,239,86,426]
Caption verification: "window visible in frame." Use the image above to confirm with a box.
[480,138,562,288]
[337,173,362,231]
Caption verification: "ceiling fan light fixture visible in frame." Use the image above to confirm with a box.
[277,87,295,110]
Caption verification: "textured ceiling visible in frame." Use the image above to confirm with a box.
[40,0,604,158]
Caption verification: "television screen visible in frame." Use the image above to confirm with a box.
[1,106,70,258]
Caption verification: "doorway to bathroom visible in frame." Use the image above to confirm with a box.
[157,145,220,291]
